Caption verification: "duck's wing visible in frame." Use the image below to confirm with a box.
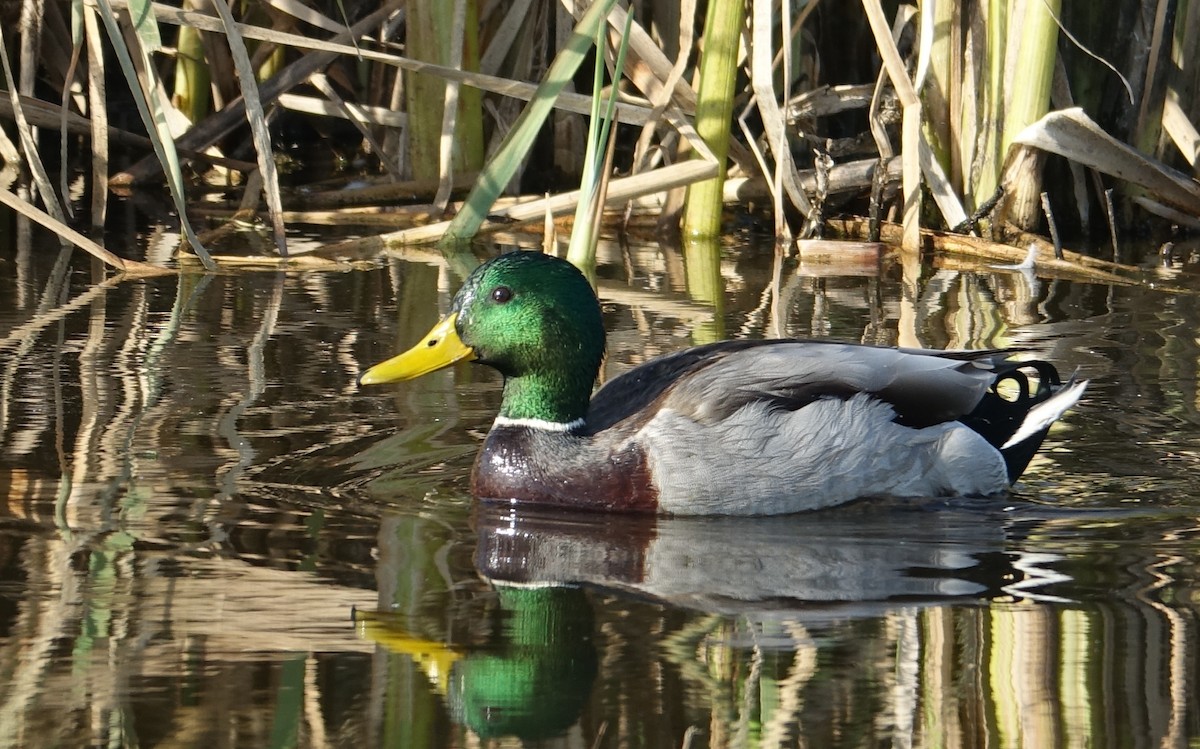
[587,340,1010,433]
[585,340,766,433]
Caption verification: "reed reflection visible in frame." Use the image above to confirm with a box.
[2,242,1199,747]
[361,500,1200,747]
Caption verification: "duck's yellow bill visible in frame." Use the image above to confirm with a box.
[354,610,463,695]
[360,313,477,384]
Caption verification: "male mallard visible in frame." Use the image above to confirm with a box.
[361,251,1087,515]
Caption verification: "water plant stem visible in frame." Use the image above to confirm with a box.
[999,0,1060,229]
[682,0,745,239]
[440,0,618,246]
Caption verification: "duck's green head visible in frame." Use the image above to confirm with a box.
[361,251,604,424]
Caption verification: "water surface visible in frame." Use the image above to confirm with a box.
[1,238,1198,747]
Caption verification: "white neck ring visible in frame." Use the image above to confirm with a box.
[492,415,585,433]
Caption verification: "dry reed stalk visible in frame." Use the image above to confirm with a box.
[84,8,110,231]
[862,0,921,250]
[1011,108,1200,219]
[749,0,812,237]
[210,0,288,256]
[1133,0,1172,158]
[0,187,166,274]
[0,30,67,223]
[827,216,1142,285]
[15,0,1193,269]
[111,0,408,185]
[328,158,718,250]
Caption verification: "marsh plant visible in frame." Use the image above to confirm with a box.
[0,0,1196,271]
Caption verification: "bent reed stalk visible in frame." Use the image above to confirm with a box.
[0,0,1195,272]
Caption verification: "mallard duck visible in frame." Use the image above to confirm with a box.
[361,251,1087,515]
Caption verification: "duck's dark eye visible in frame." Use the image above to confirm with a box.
[491,286,513,304]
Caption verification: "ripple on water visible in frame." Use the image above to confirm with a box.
[1,249,1199,747]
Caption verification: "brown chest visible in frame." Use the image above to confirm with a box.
[470,428,659,513]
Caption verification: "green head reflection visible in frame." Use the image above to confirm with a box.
[357,584,596,741]
[450,585,596,739]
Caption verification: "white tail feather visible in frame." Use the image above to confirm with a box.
[1001,379,1088,450]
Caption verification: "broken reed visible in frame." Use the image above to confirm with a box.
[3,0,1198,270]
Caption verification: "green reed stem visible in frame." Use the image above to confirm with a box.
[440,0,617,247]
[407,0,484,182]
[681,0,745,239]
[1001,0,1060,156]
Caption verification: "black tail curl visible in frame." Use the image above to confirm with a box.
[960,360,1067,482]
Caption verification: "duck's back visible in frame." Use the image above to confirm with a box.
[587,340,1080,515]
[588,340,1002,431]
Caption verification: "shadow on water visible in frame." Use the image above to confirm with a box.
[1,234,1200,746]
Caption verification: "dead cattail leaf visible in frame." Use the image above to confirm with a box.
[1009,107,1200,217]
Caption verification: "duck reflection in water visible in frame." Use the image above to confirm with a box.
[358,584,595,741]
[357,500,1065,742]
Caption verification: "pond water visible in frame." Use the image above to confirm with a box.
[1,234,1199,748]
